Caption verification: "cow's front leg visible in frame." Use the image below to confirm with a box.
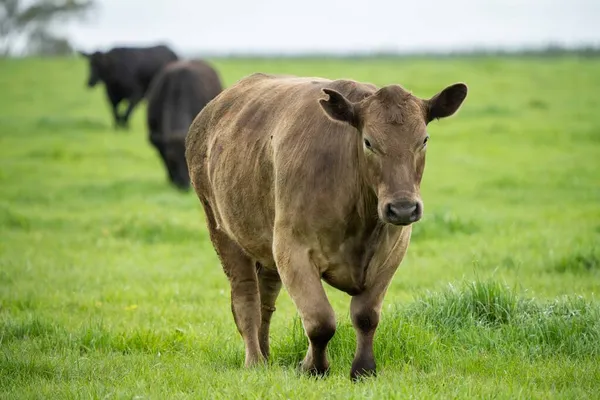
[105,88,124,130]
[349,228,411,380]
[108,100,125,129]
[349,289,385,380]
[274,240,336,376]
[350,243,408,380]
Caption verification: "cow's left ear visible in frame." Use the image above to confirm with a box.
[319,88,360,129]
[78,50,90,58]
[425,83,468,124]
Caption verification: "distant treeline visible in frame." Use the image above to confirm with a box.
[7,43,600,59]
[189,44,600,60]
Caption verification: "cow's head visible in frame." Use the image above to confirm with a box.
[79,50,109,88]
[163,136,190,191]
[149,125,191,191]
[319,83,467,226]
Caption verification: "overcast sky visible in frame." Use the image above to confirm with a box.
[67,0,600,55]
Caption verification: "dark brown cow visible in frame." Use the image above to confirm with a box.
[185,73,467,379]
[146,60,222,189]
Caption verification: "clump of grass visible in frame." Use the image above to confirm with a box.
[371,314,441,371]
[0,207,31,231]
[407,280,520,327]
[0,356,57,382]
[553,250,599,274]
[528,99,549,110]
[0,315,57,343]
[273,281,600,372]
[391,281,600,359]
[522,296,600,358]
[272,316,307,367]
[0,206,75,233]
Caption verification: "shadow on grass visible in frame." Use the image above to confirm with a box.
[25,147,148,162]
[35,116,109,132]
[553,250,599,274]
[109,216,203,245]
[0,357,56,381]
[0,204,203,246]
[0,206,71,232]
[65,179,170,202]
[462,105,519,118]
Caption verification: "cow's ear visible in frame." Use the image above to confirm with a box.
[319,88,360,129]
[78,50,90,58]
[425,83,468,124]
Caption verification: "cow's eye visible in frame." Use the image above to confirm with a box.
[423,135,429,146]
[364,138,373,150]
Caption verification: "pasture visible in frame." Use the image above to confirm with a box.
[1,56,599,398]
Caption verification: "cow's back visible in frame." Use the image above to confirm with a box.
[186,73,376,266]
[148,59,222,142]
[105,45,179,94]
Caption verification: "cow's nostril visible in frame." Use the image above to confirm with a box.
[405,204,417,215]
[412,202,422,217]
[385,203,400,221]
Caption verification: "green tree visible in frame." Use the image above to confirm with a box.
[0,0,95,56]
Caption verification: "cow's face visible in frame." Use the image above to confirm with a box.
[150,134,190,191]
[164,140,191,190]
[79,51,108,88]
[319,83,467,226]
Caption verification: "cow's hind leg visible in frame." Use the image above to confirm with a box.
[120,90,143,129]
[203,202,263,367]
[273,240,336,375]
[257,266,282,359]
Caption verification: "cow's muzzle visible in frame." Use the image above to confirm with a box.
[382,200,422,226]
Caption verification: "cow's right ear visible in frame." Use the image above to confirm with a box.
[78,51,90,58]
[319,88,360,129]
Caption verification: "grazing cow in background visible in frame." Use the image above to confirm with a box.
[185,73,467,380]
[146,60,223,190]
[79,45,179,129]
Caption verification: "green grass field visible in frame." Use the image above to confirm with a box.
[1,56,599,399]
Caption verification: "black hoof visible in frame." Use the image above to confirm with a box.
[350,358,377,381]
[298,361,330,378]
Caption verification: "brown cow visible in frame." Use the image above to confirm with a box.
[185,73,467,379]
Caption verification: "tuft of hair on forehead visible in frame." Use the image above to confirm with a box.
[364,84,422,125]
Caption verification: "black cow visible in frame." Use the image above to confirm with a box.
[79,45,179,129]
[147,60,223,190]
